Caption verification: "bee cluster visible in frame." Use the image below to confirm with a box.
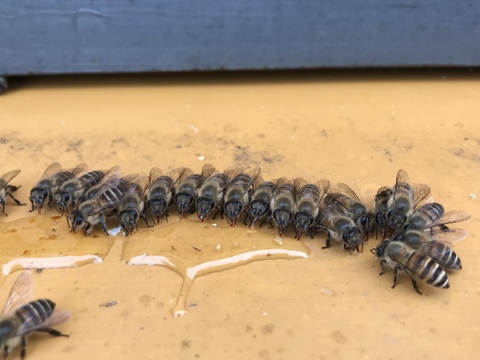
[0,165,471,294]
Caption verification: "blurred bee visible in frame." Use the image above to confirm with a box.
[145,167,187,225]
[393,228,467,271]
[0,169,26,216]
[195,169,237,222]
[245,178,276,229]
[54,166,120,216]
[377,169,432,237]
[293,178,330,240]
[372,239,449,294]
[373,186,393,237]
[174,164,216,218]
[71,174,137,235]
[270,178,295,237]
[323,183,374,241]
[403,202,471,233]
[29,163,87,214]
[0,271,70,359]
[316,206,363,252]
[223,167,261,226]
[118,175,150,236]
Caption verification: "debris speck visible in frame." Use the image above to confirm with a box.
[108,226,122,236]
[320,288,334,296]
[216,245,222,250]
[100,301,118,307]
[211,223,217,227]
[193,246,202,252]
[469,193,476,199]
[274,236,284,246]
[198,156,205,161]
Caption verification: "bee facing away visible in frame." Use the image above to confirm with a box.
[54,166,120,216]
[293,178,330,240]
[195,170,232,222]
[70,174,137,235]
[0,271,70,360]
[323,183,374,241]
[382,169,432,237]
[403,202,471,233]
[393,228,467,271]
[0,169,26,216]
[145,167,187,225]
[118,175,150,236]
[373,186,393,237]
[372,239,450,294]
[223,167,261,227]
[29,163,87,214]
[245,178,276,229]
[270,178,295,237]
[174,164,216,218]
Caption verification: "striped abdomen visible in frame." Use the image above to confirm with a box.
[408,252,449,288]
[14,299,56,326]
[420,241,462,271]
[78,170,105,189]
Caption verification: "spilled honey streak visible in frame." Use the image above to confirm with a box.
[0,216,114,284]
[122,218,310,317]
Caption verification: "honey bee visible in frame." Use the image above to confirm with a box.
[245,178,276,229]
[54,166,120,216]
[0,271,70,359]
[373,186,393,237]
[0,169,25,216]
[29,163,87,214]
[270,178,295,236]
[394,228,466,271]
[71,174,137,235]
[223,167,261,226]
[195,170,233,222]
[403,202,471,233]
[145,167,187,225]
[323,183,374,241]
[174,164,216,218]
[118,175,150,236]
[372,239,450,294]
[377,169,432,237]
[293,178,330,240]
[316,207,363,252]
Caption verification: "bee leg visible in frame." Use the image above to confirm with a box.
[1,201,6,216]
[410,279,423,295]
[20,335,26,360]
[6,191,26,206]
[3,343,10,359]
[36,327,70,337]
[379,260,386,275]
[99,214,109,235]
[391,267,399,289]
[321,234,331,250]
[140,214,153,228]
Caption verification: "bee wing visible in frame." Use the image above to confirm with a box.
[428,211,471,228]
[201,164,216,180]
[246,167,262,184]
[412,183,432,208]
[224,167,245,182]
[17,309,71,337]
[429,228,469,247]
[315,209,336,232]
[293,177,307,199]
[3,271,33,315]
[103,165,122,179]
[70,163,88,177]
[336,183,360,202]
[274,178,294,196]
[169,167,190,187]
[131,175,149,198]
[0,169,21,188]
[316,179,331,202]
[149,167,163,185]
[41,162,62,179]
[395,169,410,186]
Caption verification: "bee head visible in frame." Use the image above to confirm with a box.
[250,200,269,219]
[175,193,194,217]
[0,321,16,342]
[195,197,215,222]
[294,212,314,234]
[342,227,362,251]
[119,210,138,236]
[147,198,167,217]
[386,210,407,231]
[224,200,243,224]
[273,209,292,231]
[29,188,49,214]
[372,239,390,257]
[70,210,86,232]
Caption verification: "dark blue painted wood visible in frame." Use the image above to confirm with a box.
[1,1,480,75]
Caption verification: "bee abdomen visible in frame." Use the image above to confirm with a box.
[427,242,462,271]
[410,254,449,288]
[15,299,56,324]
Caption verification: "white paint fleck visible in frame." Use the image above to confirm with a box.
[469,193,476,199]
